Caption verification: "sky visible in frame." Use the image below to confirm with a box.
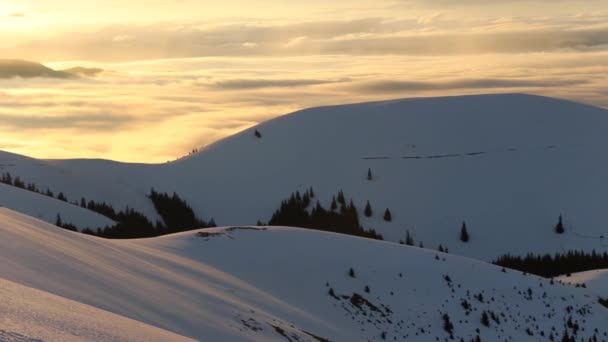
[1,0,608,162]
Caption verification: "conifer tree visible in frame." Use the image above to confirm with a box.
[254,129,262,138]
[460,221,470,242]
[383,208,392,222]
[481,311,490,327]
[364,200,373,217]
[57,192,67,202]
[367,168,373,181]
[330,196,338,211]
[348,267,356,278]
[405,230,414,246]
[555,215,565,234]
[337,191,346,205]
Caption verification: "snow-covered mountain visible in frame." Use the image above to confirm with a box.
[2,93,608,260]
[1,208,606,341]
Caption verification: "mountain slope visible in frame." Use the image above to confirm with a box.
[2,94,608,259]
[0,182,114,229]
[0,208,607,341]
[559,269,608,297]
[0,277,191,341]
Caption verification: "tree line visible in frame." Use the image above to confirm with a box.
[266,189,383,240]
[493,250,608,278]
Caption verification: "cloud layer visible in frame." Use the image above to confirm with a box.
[0,1,607,161]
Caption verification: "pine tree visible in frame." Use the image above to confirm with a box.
[348,267,356,278]
[254,129,262,138]
[405,230,414,246]
[330,196,338,211]
[555,215,565,234]
[337,191,346,205]
[481,311,490,327]
[383,208,392,222]
[460,221,470,242]
[55,214,63,227]
[57,192,67,202]
[442,313,454,335]
[367,168,373,181]
[364,200,373,217]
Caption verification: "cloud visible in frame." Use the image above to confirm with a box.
[0,112,135,130]
[0,52,607,162]
[7,17,608,61]
[112,35,136,42]
[211,78,350,90]
[0,60,72,79]
[353,78,590,93]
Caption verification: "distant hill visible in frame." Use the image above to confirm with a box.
[1,94,608,260]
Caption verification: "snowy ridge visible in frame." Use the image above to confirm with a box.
[0,208,607,341]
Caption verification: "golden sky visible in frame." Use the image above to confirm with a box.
[1,1,608,162]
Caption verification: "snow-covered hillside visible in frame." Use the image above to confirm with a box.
[0,278,190,341]
[2,93,608,259]
[0,183,114,229]
[1,208,607,341]
[559,270,608,297]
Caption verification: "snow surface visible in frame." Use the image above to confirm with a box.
[0,183,114,229]
[0,277,191,341]
[1,208,607,341]
[2,93,608,260]
[558,269,608,297]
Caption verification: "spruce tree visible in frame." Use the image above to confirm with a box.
[330,196,338,211]
[348,267,356,278]
[364,200,373,217]
[337,191,346,205]
[383,208,392,222]
[481,311,490,327]
[405,230,414,246]
[367,168,373,181]
[555,215,565,234]
[254,129,262,138]
[460,221,470,242]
